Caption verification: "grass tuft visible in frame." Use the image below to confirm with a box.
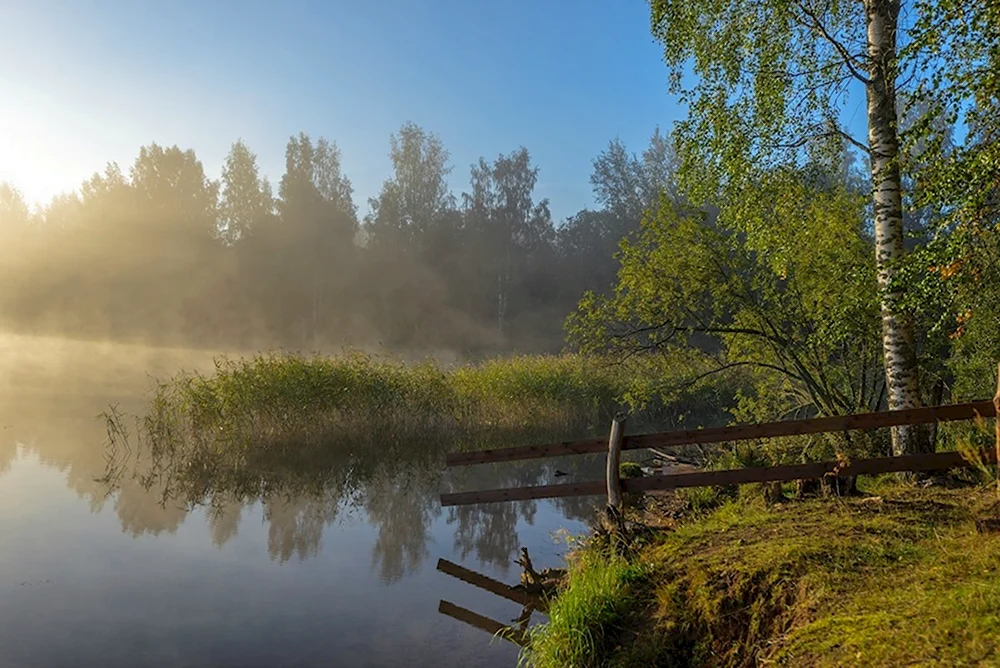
[522,550,653,668]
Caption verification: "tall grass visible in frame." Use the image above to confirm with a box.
[521,550,653,668]
[144,350,727,448]
[112,350,729,506]
[150,351,637,450]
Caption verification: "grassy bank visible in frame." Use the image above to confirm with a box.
[523,480,1000,667]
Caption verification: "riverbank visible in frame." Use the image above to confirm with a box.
[523,479,1000,667]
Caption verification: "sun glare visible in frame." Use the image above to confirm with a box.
[0,85,111,208]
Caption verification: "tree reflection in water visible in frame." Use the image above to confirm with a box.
[445,456,603,573]
[96,413,606,577]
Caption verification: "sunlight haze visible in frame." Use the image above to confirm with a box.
[1,0,676,220]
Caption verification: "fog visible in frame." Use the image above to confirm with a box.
[0,127,678,358]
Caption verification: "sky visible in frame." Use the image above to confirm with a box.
[0,0,682,223]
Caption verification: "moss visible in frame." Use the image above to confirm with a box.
[523,483,1000,667]
[619,461,645,479]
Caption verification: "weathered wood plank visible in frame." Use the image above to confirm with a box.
[445,400,997,467]
[439,449,997,506]
[438,600,527,646]
[436,558,540,608]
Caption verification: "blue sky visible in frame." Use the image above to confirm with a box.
[0,0,682,222]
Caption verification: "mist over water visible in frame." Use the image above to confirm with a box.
[0,124,677,359]
[0,332,603,667]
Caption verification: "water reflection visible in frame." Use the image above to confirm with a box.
[0,333,605,667]
[2,385,600,574]
[98,424,604,575]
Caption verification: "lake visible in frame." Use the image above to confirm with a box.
[0,333,601,668]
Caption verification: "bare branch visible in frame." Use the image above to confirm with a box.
[769,123,871,156]
[828,125,871,156]
[791,1,873,86]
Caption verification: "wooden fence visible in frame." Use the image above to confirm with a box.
[440,387,1000,508]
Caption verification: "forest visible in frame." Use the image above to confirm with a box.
[0,124,677,356]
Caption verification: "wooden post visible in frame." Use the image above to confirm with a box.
[994,362,1000,497]
[606,412,627,510]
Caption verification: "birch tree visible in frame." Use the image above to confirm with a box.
[648,0,934,455]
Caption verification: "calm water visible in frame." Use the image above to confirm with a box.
[0,334,601,668]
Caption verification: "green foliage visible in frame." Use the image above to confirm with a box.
[903,0,999,232]
[649,0,866,223]
[677,484,736,513]
[675,443,775,512]
[568,169,882,427]
[619,461,644,479]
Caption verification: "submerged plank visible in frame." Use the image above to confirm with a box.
[436,558,541,608]
[438,600,527,646]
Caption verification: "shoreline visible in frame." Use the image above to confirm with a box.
[522,478,1000,667]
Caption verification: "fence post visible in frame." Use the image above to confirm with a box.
[606,412,627,510]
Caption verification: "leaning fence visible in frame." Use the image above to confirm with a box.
[440,372,1000,509]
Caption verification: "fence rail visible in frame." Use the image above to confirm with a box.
[440,382,1000,508]
[446,400,997,467]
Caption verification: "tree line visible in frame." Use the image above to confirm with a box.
[0,125,677,355]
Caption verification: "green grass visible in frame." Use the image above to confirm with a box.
[522,551,654,668]
[523,482,1000,667]
[145,350,684,451]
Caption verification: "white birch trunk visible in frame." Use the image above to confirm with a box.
[864,0,929,456]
